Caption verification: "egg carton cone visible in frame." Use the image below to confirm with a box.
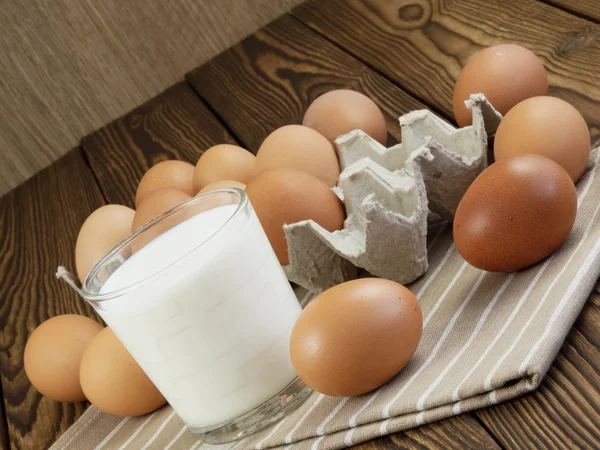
[283,94,502,293]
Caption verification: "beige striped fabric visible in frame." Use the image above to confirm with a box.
[53,149,600,450]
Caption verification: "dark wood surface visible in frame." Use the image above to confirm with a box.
[187,14,425,150]
[293,0,600,148]
[82,82,237,207]
[544,0,600,22]
[0,150,106,450]
[1,1,600,449]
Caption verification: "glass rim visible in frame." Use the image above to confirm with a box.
[81,188,248,303]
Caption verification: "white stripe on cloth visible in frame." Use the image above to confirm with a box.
[284,394,325,444]
[520,233,600,373]
[416,271,487,410]
[118,412,157,450]
[485,183,600,389]
[450,257,551,401]
[255,416,290,449]
[140,410,176,450]
[382,261,470,418]
[416,244,455,298]
[94,417,131,450]
[316,398,349,436]
[423,261,468,328]
[189,440,202,450]
[61,409,101,450]
[163,425,187,450]
[311,435,325,450]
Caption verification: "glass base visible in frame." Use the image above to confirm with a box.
[188,377,313,444]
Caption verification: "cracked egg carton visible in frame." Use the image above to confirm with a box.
[283,94,503,293]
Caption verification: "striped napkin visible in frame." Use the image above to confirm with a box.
[52,149,600,450]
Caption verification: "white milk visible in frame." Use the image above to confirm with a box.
[95,203,302,428]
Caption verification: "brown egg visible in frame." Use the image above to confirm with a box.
[132,188,192,251]
[290,278,422,397]
[193,144,256,194]
[453,44,548,127]
[135,160,195,207]
[24,315,103,402]
[80,327,166,416]
[494,96,590,183]
[75,205,135,282]
[246,168,346,265]
[303,90,388,145]
[198,179,246,195]
[454,154,577,272]
[254,125,340,187]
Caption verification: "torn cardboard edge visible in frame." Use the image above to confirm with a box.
[283,94,503,293]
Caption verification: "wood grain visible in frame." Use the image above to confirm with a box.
[543,0,600,23]
[186,14,427,152]
[0,0,302,198]
[477,289,600,449]
[82,82,237,207]
[355,414,500,449]
[0,149,106,450]
[294,0,600,148]
[187,14,500,449]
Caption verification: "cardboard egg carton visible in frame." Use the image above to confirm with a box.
[283,94,502,293]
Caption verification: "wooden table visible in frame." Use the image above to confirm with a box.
[1,1,599,449]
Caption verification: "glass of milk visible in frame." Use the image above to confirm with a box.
[81,189,312,443]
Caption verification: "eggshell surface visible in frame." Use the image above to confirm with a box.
[303,90,388,145]
[80,327,167,417]
[246,168,346,265]
[198,179,246,195]
[193,144,256,193]
[453,44,548,127]
[132,188,192,251]
[494,96,590,183]
[290,278,422,397]
[24,315,103,402]
[75,205,135,282]
[135,161,195,207]
[254,125,340,186]
[454,154,577,272]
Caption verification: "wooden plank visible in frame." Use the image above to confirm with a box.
[293,0,600,148]
[476,289,600,449]
[186,14,499,449]
[0,149,106,450]
[186,15,426,152]
[82,82,237,207]
[0,0,302,198]
[0,381,9,450]
[542,0,600,23]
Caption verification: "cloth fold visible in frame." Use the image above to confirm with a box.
[52,149,600,450]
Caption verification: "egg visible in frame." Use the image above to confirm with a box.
[193,144,256,194]
[24,315,103,402]
[198,179,246,195]
[494,96,590,183]
[454,154,577,272]
[453,44,548,127]
[254,125,340,187]
[135,160,195,207]
[132,188,192,251]
[80,327,166,416]
[246,168,346,265]
[290,278,422,397]
[75,205,135,282]
[303,90,388,145]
